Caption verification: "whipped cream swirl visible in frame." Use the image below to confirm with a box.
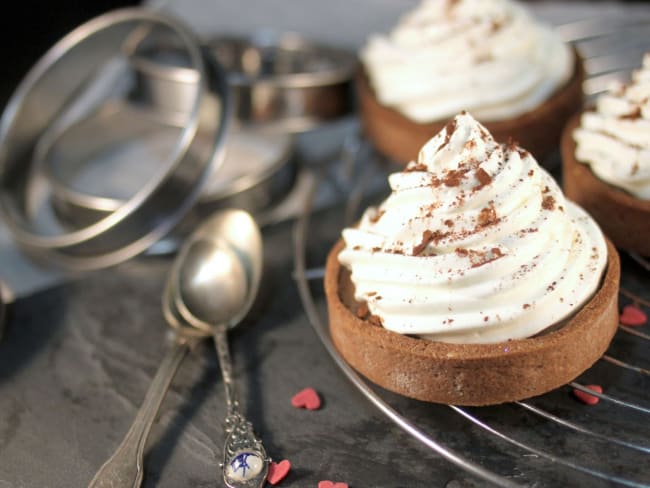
[361,0,573,122]
[573,53,650,200]
[339,113,607,344]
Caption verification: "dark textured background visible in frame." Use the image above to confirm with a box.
[0,0,139,108]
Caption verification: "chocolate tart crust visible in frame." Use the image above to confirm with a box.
[324,239,620,406]
[357,49,585,166]
[562,114,650,256]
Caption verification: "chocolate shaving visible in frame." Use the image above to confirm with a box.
[443,168,470,187]
[474,168,492,190]
[477,203,499,228]
[413,230,435,256]
[430,176,443,188]
[542,195,556,211]
[436,117,458,153]
[413,230,450,255]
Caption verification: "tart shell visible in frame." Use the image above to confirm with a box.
[562,114,650,256]
[357,49,585,166]
[324,239,620,406]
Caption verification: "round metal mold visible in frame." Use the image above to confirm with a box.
[125,26,201,115]
[210,32,357,132]
[124,30,356,132]
[37,101,295,235]
[0,8,231,270]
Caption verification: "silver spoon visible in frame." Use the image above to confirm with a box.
[87,271,202,488]
[173,209,268,488]
[88,209,263,488]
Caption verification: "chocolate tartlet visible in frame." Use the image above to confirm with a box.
[325,238,619,406]
[358,50,584,166]
[326,112,620,406]
[562,115,650,257]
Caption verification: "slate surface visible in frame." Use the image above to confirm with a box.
[0,202,649,488]
[0,214,471,488]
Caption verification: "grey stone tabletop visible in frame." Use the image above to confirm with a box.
[1,198,649,487]
[0,212,480,488]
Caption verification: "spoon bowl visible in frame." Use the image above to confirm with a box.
[174,209,263,332]
[88,237,204,488]
[177,239,248,328]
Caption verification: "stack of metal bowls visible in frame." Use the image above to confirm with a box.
[0,8,356,270]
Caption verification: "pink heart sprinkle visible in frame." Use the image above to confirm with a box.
[266,459,291,485]
[318,481,348,488]
[619,305,647,326]
[291,387,321,410]
[573,384,603,405]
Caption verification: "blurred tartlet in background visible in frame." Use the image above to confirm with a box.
[357,0,584,165]
[562,53,650,257]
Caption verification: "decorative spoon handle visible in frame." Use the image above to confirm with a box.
[88,338,191,488]
[213,324,268,488]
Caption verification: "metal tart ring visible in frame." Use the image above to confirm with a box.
[0,8,231,270]
[210,32,357,131]
[126,31,356,132]
[36,103,295,233]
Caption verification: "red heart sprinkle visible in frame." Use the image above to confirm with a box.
[573,384,603,405]
[318,482,348,488]
[619,305,647,326]
[291,387,321,410]
[266,459,291,485]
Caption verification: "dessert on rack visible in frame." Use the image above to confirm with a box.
[562,53,650,257]
[358,0,583,165]
[325,112,620,406]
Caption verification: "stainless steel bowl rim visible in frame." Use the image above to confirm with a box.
[209,34,357,88]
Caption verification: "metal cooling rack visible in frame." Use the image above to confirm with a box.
[292,16,650,488]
